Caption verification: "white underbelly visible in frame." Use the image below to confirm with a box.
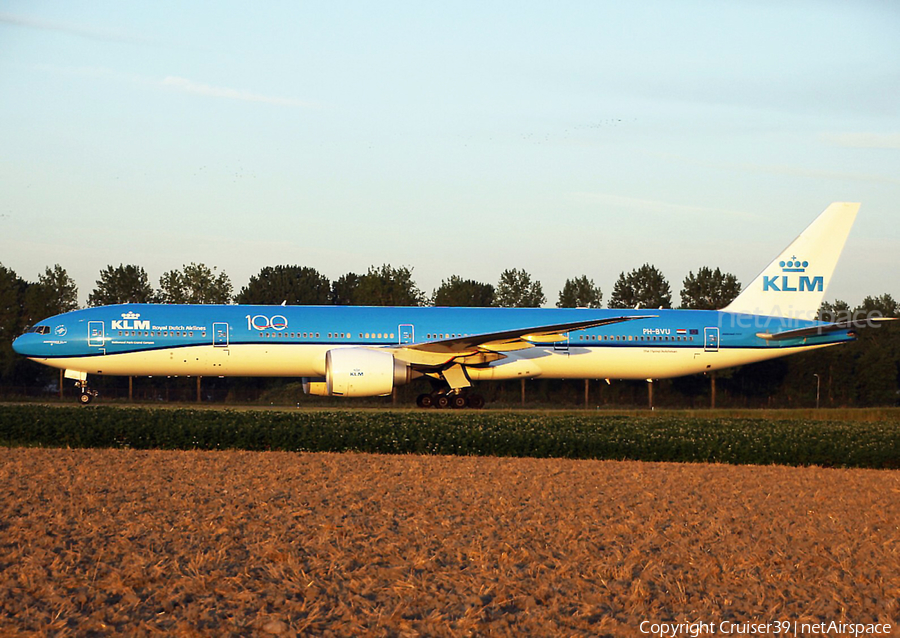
[467,344,836,381]
[35,342,837,381]
[32,344,328,378]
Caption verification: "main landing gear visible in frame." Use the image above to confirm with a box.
[416,391,485,410]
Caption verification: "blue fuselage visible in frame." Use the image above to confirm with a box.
[13,303,852,384]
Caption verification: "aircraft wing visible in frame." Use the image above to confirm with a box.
[756,317,897,341]
[387,315,654,367]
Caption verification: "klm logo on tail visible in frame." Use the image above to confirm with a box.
[762,257,823,293]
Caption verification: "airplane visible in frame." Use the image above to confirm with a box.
[13,202,890,407]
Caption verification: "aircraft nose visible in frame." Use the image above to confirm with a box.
[12,334,29,356]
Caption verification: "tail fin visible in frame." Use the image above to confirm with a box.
[723,202,860,320]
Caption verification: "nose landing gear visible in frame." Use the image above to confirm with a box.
[74,378,98,405]
[64,370,98,405]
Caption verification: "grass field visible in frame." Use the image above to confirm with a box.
[2,404,899,469]
[1,448,897,636]
[2,406,898,635]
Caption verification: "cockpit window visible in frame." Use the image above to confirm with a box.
[24,325,51,335]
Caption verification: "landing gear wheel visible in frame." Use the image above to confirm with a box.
[467,394,485,410]
[450,394,468,409]
[416,393,434,408]
[433,394,450,409]
[79,392,93,405]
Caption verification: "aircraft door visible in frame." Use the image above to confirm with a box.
[704,327,719,352]
[399,324,414,345]
[213,322,229,347]
[88,321,105,347]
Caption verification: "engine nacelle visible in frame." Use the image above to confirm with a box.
[301,378,329,396]
[320,348,410,397]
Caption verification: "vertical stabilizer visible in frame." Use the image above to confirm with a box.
[723,202,860,320]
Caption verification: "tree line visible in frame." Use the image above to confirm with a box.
[1,261,896,406]
[0,261,747,309]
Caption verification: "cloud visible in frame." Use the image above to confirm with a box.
[30,64,316,109]
[820,132,900,150]
[571,192,761,221]
[648,150,900,186]
[159,76,316,108]
[0,12,154,45]
[733,162,900,186]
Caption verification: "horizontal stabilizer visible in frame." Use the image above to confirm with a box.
[757,317,896,341]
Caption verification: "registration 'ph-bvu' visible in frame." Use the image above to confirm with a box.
[13,203,889,407]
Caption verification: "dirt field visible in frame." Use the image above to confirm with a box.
[1,449,898,637]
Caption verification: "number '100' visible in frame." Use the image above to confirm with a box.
[246,315,288,330]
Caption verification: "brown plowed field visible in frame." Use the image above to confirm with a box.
[1,449,898,637]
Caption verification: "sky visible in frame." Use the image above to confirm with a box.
[1,0,898,308]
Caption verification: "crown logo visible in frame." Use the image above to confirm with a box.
[121,311,141,320]
[779,256,808,273]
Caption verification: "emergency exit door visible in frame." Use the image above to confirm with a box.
[704,327,719,352]
[88,321,105,347]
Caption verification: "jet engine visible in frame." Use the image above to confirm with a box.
[303,348,412,397]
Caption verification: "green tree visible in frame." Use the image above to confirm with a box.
[236,265,330,305]
[158,263,233,304]
[679,267,741,310]
[88,264,156,306]
[818,299,852,322]
[856,293,898,318]
[23,264,78,327]
[494,268,545,308]
[851,294,899,405]
[330,272,360,305]
[0,264,27,381]
[609,264,672,309]
[556,275,602,308]
[432,276,495,307]
[852,322,899,405]
[353,265,424,306]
